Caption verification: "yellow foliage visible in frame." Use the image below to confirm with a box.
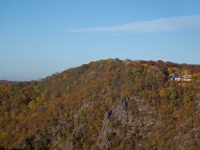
[28,100,36,110]
[168,68,173,73]
[90,144,98,150]
[101,88,105,93]
[182,69,189,75]
[1,132,8,139]
[151,140,157,146]
[181,82,187,87]
[159,88,167,98]
[156,71,164,80]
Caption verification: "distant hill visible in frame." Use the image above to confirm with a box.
[0,80,18,83]
[0,59,200,150]
[0,80,8,83]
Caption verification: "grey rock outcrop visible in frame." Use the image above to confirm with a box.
[173,93,200,150]
[97,96,163,149]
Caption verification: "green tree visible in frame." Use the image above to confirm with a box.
[167,87,176,100]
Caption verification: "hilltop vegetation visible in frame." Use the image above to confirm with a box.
[0,59,200,150]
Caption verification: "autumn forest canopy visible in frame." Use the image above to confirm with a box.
[0,59,200,150]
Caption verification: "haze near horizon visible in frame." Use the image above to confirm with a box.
[1,1,200,81]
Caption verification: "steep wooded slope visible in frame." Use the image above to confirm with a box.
[0,59,200,150]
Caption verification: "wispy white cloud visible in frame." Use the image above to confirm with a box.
[68,15,200,33]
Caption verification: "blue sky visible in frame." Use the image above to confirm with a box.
[1,1,200,81]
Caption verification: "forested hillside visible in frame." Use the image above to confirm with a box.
[0,59,200,150]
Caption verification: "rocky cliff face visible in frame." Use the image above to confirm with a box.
[2,59,200,150]
[96,96,164,149]
[173,93,200,150]
[96,95,200,150]
[14,94,200,150]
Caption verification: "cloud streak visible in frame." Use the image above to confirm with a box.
[68,15,200,33]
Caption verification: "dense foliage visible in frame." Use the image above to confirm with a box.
[0,59,200,149]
